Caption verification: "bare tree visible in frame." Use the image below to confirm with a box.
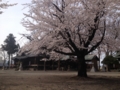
[0,48,7,70]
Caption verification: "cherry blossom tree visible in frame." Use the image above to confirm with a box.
[103,20,120,56]
[95,17,120,59]
[0,0,16,14]
[22,0,120,77]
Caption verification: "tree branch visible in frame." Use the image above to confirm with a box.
[53,14,63,23]
[66,30,79,52]
[66,43,75,53]
[84,13,100,47]
[54,49,75,55]
[87,20,106,54]
[52,3,63,13]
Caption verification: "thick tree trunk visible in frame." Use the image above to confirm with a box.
[8,54,10,69]
[2,51,6,70]
[11,54,13,68]
[77,55,87,77]
[2,59,6,70]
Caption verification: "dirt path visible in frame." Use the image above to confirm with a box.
[0,70,120,90]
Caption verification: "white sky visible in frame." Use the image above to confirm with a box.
[0,0,32,46]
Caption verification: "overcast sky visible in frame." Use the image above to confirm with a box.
[0,0,31,46]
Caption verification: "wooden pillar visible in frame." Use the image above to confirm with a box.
[67,65,70,71]
[34,57,36,64]
[44,60,46,71]
[57,60,60,71]
[52,60,54,70]
[29,61,31,65]
[34,57,37,70]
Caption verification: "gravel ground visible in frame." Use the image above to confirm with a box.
[0,70,120,90]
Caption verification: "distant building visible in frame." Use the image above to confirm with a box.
[85,55,99,72]
[13,54,99,71]
[13,54,49,71]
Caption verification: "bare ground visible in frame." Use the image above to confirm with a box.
[0,70,120,90]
